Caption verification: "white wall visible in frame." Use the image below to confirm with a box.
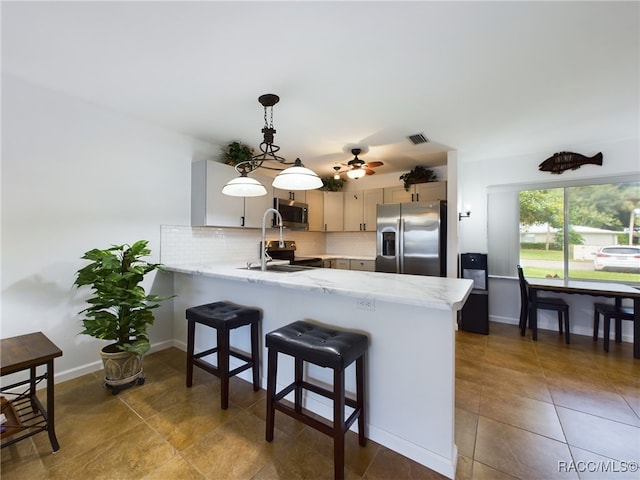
[0,75,211,382]
[457,137,639,339]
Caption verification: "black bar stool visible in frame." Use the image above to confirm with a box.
[265,320,368,480]
[186,301,261,409]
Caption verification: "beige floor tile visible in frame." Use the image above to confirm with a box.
[455,378,482,414]
[0,439,47,480]
[568,445,640,480]
[475,417,577,479]
[454,408,478,459]
[363,447,448,479]
[46,422,176,480]
[484,348,543,376]
[481,363,552,403]
[470,461,519,480]
[479,386,565,441]
[557,407,640,463]
[139,454,206,480]
[548,379,640,427]
[181,410,272,478]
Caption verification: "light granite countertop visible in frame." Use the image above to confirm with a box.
[166,262,473,311]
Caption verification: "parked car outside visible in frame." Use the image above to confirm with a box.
[593,245,640,272]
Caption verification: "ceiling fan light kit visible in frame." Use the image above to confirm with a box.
[222,94,322,196]
[347,168,366,179]
[333,147,384,179]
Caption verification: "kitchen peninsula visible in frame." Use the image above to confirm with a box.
[167,262,472,479]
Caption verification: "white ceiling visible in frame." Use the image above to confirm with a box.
[2,1,638,179]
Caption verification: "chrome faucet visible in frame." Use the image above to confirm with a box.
[261,208,285,271]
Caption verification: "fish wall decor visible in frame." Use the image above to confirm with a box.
[538,151,603,174]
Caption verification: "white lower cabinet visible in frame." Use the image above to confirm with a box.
[334,259,350,270]
[349,259,375,271]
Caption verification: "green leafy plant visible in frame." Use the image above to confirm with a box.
[321,176,347,191]
[221,141,254,166]
[399,166,437,191]
[73,240,171,355]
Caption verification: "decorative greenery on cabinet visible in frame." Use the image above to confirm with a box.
[399,166,437,191]
[321,176,346,192]
[221,141,254,167]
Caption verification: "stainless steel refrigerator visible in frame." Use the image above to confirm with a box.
[375,201,447,276]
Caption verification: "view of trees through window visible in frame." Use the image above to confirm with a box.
[519,181,640,282]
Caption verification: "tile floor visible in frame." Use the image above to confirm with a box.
[1,322,639,479]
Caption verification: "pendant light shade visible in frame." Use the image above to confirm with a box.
[272,158,323,190]
[222,171,267,197]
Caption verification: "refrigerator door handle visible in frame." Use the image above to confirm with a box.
[398,219,404,273]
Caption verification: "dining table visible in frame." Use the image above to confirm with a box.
[526,277,640,358]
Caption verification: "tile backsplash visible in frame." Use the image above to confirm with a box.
[160,225,376,265]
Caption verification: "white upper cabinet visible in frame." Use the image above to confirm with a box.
[243,171,275,228]
[383,181,446,204]
[323,192,344,231]
[305,189,325,232]
[343,188,383,231]
[273,188,305,203]
[192,160,244,227]
[192,160,273,228]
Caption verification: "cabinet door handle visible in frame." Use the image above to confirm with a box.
[240,216,245,227]
[363,223,366,231]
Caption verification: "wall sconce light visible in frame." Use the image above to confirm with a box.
[458,210,472,221]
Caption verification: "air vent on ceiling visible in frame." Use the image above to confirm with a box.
[407,133,429,145]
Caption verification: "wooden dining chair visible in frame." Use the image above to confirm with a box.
[517,265,571,343]
[593,302,635,352]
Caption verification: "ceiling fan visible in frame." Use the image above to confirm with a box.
[334,148,384,179]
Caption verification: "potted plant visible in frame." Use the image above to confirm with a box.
[73,240,171,394]
[221,141,254,168]
[321,176,347,192]
[399,166,437,191]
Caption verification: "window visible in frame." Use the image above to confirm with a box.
[518,182,640,282]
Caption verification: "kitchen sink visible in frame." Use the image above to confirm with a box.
[241,264,316,273]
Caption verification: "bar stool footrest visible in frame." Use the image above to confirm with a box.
[272,380,361,436]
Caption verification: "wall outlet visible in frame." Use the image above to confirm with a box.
[357,298,375,311]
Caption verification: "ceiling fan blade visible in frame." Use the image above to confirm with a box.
[365,161,384,168]
[365,168,376,175]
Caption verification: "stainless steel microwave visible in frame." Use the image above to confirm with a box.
[273,198,309,230]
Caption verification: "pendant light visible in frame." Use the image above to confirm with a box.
[222,169,267,197]
[272,158,323,190]
[221,93,322,196]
